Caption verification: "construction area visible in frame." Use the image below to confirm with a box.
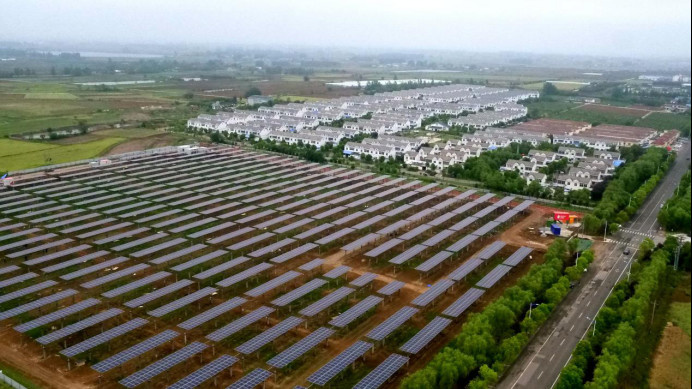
[0,145,554,389]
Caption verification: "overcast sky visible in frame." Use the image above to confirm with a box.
[2,0,690,58]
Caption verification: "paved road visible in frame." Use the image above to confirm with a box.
[498,141,690,389]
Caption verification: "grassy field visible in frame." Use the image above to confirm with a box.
[0,137,123,172]
[637,112,692,135]
[524,81,587,91]
[0,362,41,389]
[0,138,57,157]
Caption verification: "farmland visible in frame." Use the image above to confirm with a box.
[0,146,553,388]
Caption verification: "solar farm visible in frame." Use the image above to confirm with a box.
[0,145,543,388]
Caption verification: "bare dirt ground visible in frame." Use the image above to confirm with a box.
[649,324,691,389]
[0,328,97,389]
[499,208,553,250]
[105,133,189,155]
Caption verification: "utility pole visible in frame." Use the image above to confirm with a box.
[674,237,681,271]
[603,219,608,241]
[651,300,657,327]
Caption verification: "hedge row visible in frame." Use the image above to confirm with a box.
[401,240,594,389]
[556,239,671,389]
[657,170,691,233]
[583,148,672,235]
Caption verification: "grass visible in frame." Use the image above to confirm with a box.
[0,137,124,172]
[23,92,79,100]
[0,362,42,389]
[525,99,643,126]
[0,138,57,158]
[669,302,692,336]
[637,112,692,135]
[524,81,585,91]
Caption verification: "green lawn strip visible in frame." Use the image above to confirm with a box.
[0,362,42,389]
[0,137,125,172]
[669,302,691,336]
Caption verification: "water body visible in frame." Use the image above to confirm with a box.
[47,51,163,58]
[75,80,156,86]
[326,79,444,87]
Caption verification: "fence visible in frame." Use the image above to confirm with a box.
[0,371,27,389]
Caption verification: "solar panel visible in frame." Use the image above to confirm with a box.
[415,250,453,272]
[148,244,206,265]
[315,227,355,245]
[323,265,350,279]
[0,272,38,288]
[193,256,251,280]
[254,213,295,229]
[244,270,300,297]
[384,204,413,217]
[270,242,317,264]
[420,229,455,248]
[446,234,478,252]
[130,237,188,258]
[76,223,133,239]
[442,287,485,318]
[124,279,194,308]
[362,200,393,213]
[61,318,148,357]
[151,214,198,229]
[169,218,217,234]
[200,202,241,216]
[248,237,295,258]
[0,265,20,276]
[353,353,409,389]
[206,306,275,342]
[340,233,379,252]
[273,217,314,234]
[0,280,57,304]
[329,295,383,328]
[376,280,405,296]
[60,256,129,281]
[365,238,403,258]
[366,306,419,341]
[216,262,273,288]
[476,240,507,260]
[308,340,372,386]
[111,233,169,252]
[277,198,311,212]
[227,368,272,389]
[271,278,327,307]
[494,209,520,223]
[13,298,100,333]
[427,212,456,227]
[235,209,276,224]
[119,342,208,388]
[388,244,427,265]
[397,224,432,241]
[227,232,275,251]
[0,227,41,241]
[299,286,354,317]
[411,279,455,307]
[474,193,495,203]
[236,316,303,354]
[178,297,247,330]
[476,264,513,289]
[503,246,533,267]
[36,308,123,345]
[449,216,478,231]
[94,227,151,245]
[434,186,456,197]
[513,199,534,212]
[349,216,384,232]
[134,209,182,224]
[267,326,333,368]
[470,220,501,237]
[207,226,255,244]
[298,258,324,272]
[350,272,378,287]
[376,220,409,236]
[101,271,170,298]
[447,257,483,281]
[493,195,515,208]
[148,286,217,317]
[399,316,451,354]
[186,222,236,239]
[391,191,417,202]
[293,223,333,240]
[344,196,375,209]
[169,354,238,389]
[80,263,150,289]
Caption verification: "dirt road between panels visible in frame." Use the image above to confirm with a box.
[499,208,553,251]
[0,328,97,389]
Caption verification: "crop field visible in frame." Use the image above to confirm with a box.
[0,146,548,389]
[637,112,692,135]
[579,103,650,118]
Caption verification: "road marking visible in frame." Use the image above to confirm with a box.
[569,324,574,332]
[550,353,555,362]
[537,371,544,381]
[586,300,591,307]
[578,312,583,318]
[560,338,565,346]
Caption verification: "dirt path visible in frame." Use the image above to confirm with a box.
[499,208,552,250]
[0,328,96,389]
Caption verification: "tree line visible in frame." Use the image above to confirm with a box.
[657,169,691,233]
[401,239,594,389]
[582,147,673,235]
[556,238,680,389]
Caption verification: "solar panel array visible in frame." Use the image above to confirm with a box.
[178,296,247,330]
[299,286,354,317]
[227,368,272,389]
[329,295,383,328]
[399,316,452,354]
[119,342,208,388]
[447,257,484,281]
[169,354,238,389]
[36,308,123,345]
[366,306,418,341]
[353,353,409,389]
[476,264,514,289]
[308,340,373,386]
[267,326,334,369]
[206,306,275,342]
[411,279,455,307]
[442,287,485,318]
[236,316,303,354]
[61,318,147,357]
[503,246,533,267]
